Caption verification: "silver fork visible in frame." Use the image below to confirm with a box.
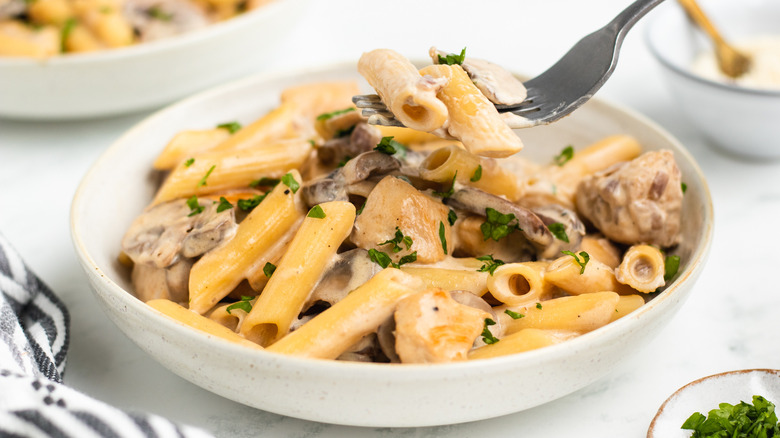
[353,0,666,128]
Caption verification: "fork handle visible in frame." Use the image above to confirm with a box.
[608,0,667,42]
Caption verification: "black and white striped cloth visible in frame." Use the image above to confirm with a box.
[0,233,213,438]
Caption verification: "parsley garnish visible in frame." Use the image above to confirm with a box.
[476,254,505,276]
[681,182,688,194]
[470,165,482,182]
[681,395,780,438]
[263,262,276,278]
[547,222,569,243]
[307,205,326,219]
[186,195,204,216]
[374,136,407,156]
[148,6,173,21]
[378,227,413,253]
[249,177,279,188]
[337,156,352,167]
[237,193,268,212]
[504,309,524,320]
[217,121,242,134]
[60,18,77,53]
[447,209,458,226]
[368,249,417,269]
[664,255,681,282]
[216,197,233,213]
[438,47,467,66]
[481,207,517,241]
[184,158,195,167]
[536,303,543,310]
[481,318,499,344]
[316,107,355,121]
[433,172,457,198]
[197,165,216,187]
[554,145,574,166]
[562,250,590,274]
[357,201,366,215]
[281,173,299,193]
[438,221,447,255]
[226,296,253,314]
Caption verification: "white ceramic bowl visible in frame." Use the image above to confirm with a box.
[70,63,714,427]
[645,0,780,160]
[0,0,308,120]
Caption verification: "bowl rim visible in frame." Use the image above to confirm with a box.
[69,60,715,376]
[644,2,780,97]
[0,0,305,66]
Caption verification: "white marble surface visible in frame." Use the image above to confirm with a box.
[1,0,779,436]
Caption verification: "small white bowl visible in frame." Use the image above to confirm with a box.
[645,0,780,160]
[0,0,308,120]
[648,369,780,438]
[70,62,714,427]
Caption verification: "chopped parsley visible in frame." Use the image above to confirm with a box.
[447,209,458,226]
[433,172,458,198]
[681,395,780,438]
[481,207,517,241]
[536,303,543,310]
[356,201,366,215]
[197,165,216,187]
[281,172,299,193]
[470,165,482,182]
[374,136,407,156]
[334,125,355,138]
[481,318,499,344]
[186,195,204,216]
[378,227,413,253]
[562,250,590,274]
[438,47,467,65]
[216,196,233,213]
[60,18,77,53]
[148,6,173,21]
[184,158,195,167]
[681,182,688,194]
[368,249,417,269]
[476,254,505,276]
[438,221,447,255]
[316,107,355,121]
[307,205,326,219]
[547,222,569,243]
[554,145,574,166]
[337,156,352,167]
[226,296,253,314]
[249,177,280,188]
[217,121,242,134]
[263,262,276,278]
[237,193,268,212]
[664,254,681,282]
[504,309,525,320]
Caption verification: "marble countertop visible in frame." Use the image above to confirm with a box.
[2,0,779,436]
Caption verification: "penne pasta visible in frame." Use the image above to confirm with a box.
[469,328,579,360]
[499,291,621,335]
[544,254,635,296]
[486,262,553,307]
[615,245,666,293]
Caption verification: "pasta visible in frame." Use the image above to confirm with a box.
[119,51,686,364]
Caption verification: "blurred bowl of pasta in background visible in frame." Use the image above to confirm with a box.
[0,0,309,120]
[645,0,780,160]
[71,62,714,427]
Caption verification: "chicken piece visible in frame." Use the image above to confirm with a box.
[575,150,683,247]
[452,215,534,263]
[122,197,237,268]
[351,176,451,264]
[131,258,191,303]
[394,289,490,363]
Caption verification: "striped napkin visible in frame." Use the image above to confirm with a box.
[0,233,213,438]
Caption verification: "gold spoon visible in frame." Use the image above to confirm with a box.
[677,0,752,78]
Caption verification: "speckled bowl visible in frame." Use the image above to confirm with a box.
[70,62,714,427]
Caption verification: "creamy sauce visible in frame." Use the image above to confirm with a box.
[691,35,780,90]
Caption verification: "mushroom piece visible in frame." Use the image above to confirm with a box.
[445,187,558,259]
[121,198,237,269]
[336,333,385,363]
[123,0,210,43]
[0,0,25,19]
[575,150,683,247]
[305,248,381,309]
[317,122,383,166]
[430,47,527,105]
[530,203,586,257]
[130,258,192,303]
[301,151,401,207]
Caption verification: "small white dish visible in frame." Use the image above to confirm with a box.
[70,62,713,427]
[0,0,309,120]
[645,0,780,160]
[648,369,780,438]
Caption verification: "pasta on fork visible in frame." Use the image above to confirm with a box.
[119,48,686,364]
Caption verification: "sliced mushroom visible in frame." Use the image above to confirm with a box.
[445,187,556,259]
[336,333,385,363]
[123,0,210,43]
[0,0,25,19]
[317,122,383,166]
[305,248,381,308]
[430,47,527,105]
[131,258,191,303]
[530,204,586,258]
[122,198,237,269]
[301,151,401,207]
